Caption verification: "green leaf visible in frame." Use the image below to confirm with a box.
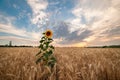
[46,50,52,57]
[42,44,47,51]
[47,50,53,55]
[43,53,49,59]
[49,45,54,49]
[48,38,53,41]
[41,36,45,40]
[47,38,53,43]
[50,56,56,62]
[36,51,42,56]
[40,40,44,43]
[41,42,50,51]
[39,44,44,50]
[46,42,50,47]
[42,33,45,35]
[36,57,42,64]
[48,62,55,68]
[47,56,56,68]
[43,50,52,59]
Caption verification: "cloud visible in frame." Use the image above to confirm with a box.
[54,22,69,38]
[101,26,120,37]
[0,24,27,37]
[0,14,41,45]
[49,1,60,5]
[0,23,41,40]
[54,22,92,44]
[0,0,120,46]
[0,13,16,25]
[17,10,29,20]
[0,23,41,46]
[27,0,49,27]
[87,36,120,46]
[69,0,120,46]
[13,4,19,9]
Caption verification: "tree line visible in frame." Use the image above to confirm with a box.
[0,41,33,47]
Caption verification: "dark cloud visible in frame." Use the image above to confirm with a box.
[53,21,92,44]
[101,26,120,37]
[54,22,69,38]
[107,26,120,36]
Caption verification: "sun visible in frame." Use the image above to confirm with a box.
[74,42,87,47]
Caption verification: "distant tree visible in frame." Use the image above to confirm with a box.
[9,41,12,47]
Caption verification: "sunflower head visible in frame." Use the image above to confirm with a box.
[45,30,53,38]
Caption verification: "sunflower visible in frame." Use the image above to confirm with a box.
[45,30,53,38]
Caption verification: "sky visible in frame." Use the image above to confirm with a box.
[0,0,120,47]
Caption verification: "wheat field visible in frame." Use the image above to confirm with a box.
[0,47,120,80]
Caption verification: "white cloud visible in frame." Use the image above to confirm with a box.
[49,1,60,5]
[0,23,41,40]
[0,24,27,36]
[27,0,49,27]
[72,0,119,25]
[0,14,42,45]
[69,0,120,46]
[18,10,28,20]
[13,4,19,9]
[27,0,48,13]
[0,14,16,25]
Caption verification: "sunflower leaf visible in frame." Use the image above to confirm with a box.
[43,53,49,59]
[49,45,54,49]
[47,57,56,68]
[40,40,44,43]
[36,57,42,64]
[36,50,42,56]
[42,33,45,35]
[48,38,53,41]
[46,50,53,56]
[46,42,50,47]
[41,36,45,40]
[39,44,44,50]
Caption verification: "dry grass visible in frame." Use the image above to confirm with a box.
[0,47,120,80]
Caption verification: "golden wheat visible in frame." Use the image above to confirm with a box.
[0,47,120,80]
